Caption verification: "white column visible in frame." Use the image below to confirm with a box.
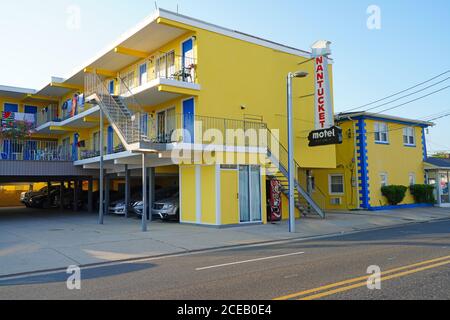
[195,165,202,224]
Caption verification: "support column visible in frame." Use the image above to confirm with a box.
[59,181,64,210]
[141,154,148,232]
[99,108,105,224]
[125,165,130,218]
[105,175,110,215]
[47,181,51,208]
[147,167,155,222]
[88,178,93,213]
[73,180,79,212]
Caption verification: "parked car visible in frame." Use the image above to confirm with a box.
[21,186,59,207]
[109,186,177,216]
[27,188,60,209]
[151,193,180,221]
[133,186,178,218]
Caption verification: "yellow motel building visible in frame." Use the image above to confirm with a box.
[0,9,438,229]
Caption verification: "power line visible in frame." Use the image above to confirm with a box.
[376,85,450,114]
[341,70,450,112]
[363,77,450,112]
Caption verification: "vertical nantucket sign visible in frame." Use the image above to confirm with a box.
[311,41,334,130]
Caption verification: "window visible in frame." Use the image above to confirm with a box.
[380,173,388,187]
[374,122,389,143]
[329,174,344,195]
[4,103,18,113]
[156,51,175,79]
[409,173,416,186]
[93,132,101,153]
[139,63,147,86]
[403,127,416,146]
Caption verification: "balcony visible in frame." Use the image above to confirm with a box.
[147,113,268,148]
[35,101,101,135]
[1,112,36,131]
[118,53,200,106]
[0,138,72,161]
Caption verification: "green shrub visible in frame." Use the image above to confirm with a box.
[410,184,435,204]
[381,185,408,206]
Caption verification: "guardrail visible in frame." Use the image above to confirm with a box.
[0,139,71,161]
[148,113,266,147]
[118,52,197,95]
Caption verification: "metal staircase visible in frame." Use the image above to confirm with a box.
[84,73,151,150]
[266,129,326,219]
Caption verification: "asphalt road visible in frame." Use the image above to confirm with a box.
[1,219,450,300]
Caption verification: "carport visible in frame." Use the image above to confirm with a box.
[0,160,98,213]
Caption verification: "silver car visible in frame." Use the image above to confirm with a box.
[134,194,179,221]
[108,200,127,215]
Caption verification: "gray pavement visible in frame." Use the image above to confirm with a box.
[0,206,449,277]
[1,218,450,300]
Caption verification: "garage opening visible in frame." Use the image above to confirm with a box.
[107,169,180,224]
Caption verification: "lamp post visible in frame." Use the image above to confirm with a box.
[287,71,309,233]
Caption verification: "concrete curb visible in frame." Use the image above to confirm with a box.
[1,217,449,280]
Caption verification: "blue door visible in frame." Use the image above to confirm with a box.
[1,140,11,160]
[24,106,37,114]
[183,98,195,143]
[108,80,115,95]
[182,39,194,82]
[4,103,18,113]
[107,126,114,154]
[72,133,79,161]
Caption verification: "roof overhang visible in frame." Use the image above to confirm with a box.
[0,85,36,100]
[336,112,435,128]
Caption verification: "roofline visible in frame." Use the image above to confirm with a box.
[0,84,36,95]
[35,8,317,92]
[335,112,434,127]
[158,8,312,58]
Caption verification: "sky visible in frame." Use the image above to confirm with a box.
[0,0,449,153]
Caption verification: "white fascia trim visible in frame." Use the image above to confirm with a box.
[74,151,134,166]
[120,78,200,99]
[0,85,36,94]
[35,106,101,132]
[195,165,202,224]
[215,164,221,226]
[167,143,268,154]
[159,9,312,59]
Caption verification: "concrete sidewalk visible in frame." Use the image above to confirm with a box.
[1,206,449,277]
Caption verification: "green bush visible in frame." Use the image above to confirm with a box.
[381,185,408,206]
[410,184,435,204]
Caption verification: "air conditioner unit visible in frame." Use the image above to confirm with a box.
[330,198,342,205]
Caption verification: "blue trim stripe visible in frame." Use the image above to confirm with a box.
[422,128,428,161]
[369,203,433,211]
[356,119,370,209]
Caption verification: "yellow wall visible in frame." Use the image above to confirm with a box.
[191,25,336,169]
[220,168,239,225]
[201,166,216,225]
[180,165,196,223]
[313,120,358,210]
[365,120,425,207]
[314,118,427,211]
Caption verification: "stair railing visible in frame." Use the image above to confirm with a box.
[266,128,326,218]
[85,73,142,144]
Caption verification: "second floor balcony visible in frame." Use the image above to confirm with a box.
[0,138,71,161]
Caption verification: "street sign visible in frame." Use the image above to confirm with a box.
[308,126,343,147]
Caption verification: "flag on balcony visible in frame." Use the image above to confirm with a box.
[1,112,14,127]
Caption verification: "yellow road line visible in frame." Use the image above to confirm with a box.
[301,259,450,300]
[275,254,450,300]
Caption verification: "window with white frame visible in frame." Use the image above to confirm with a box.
[374,122,389,143]
[403,127,416,146]
[409,173,416,186]
[329,174,344,195]
[380,172,388,187]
